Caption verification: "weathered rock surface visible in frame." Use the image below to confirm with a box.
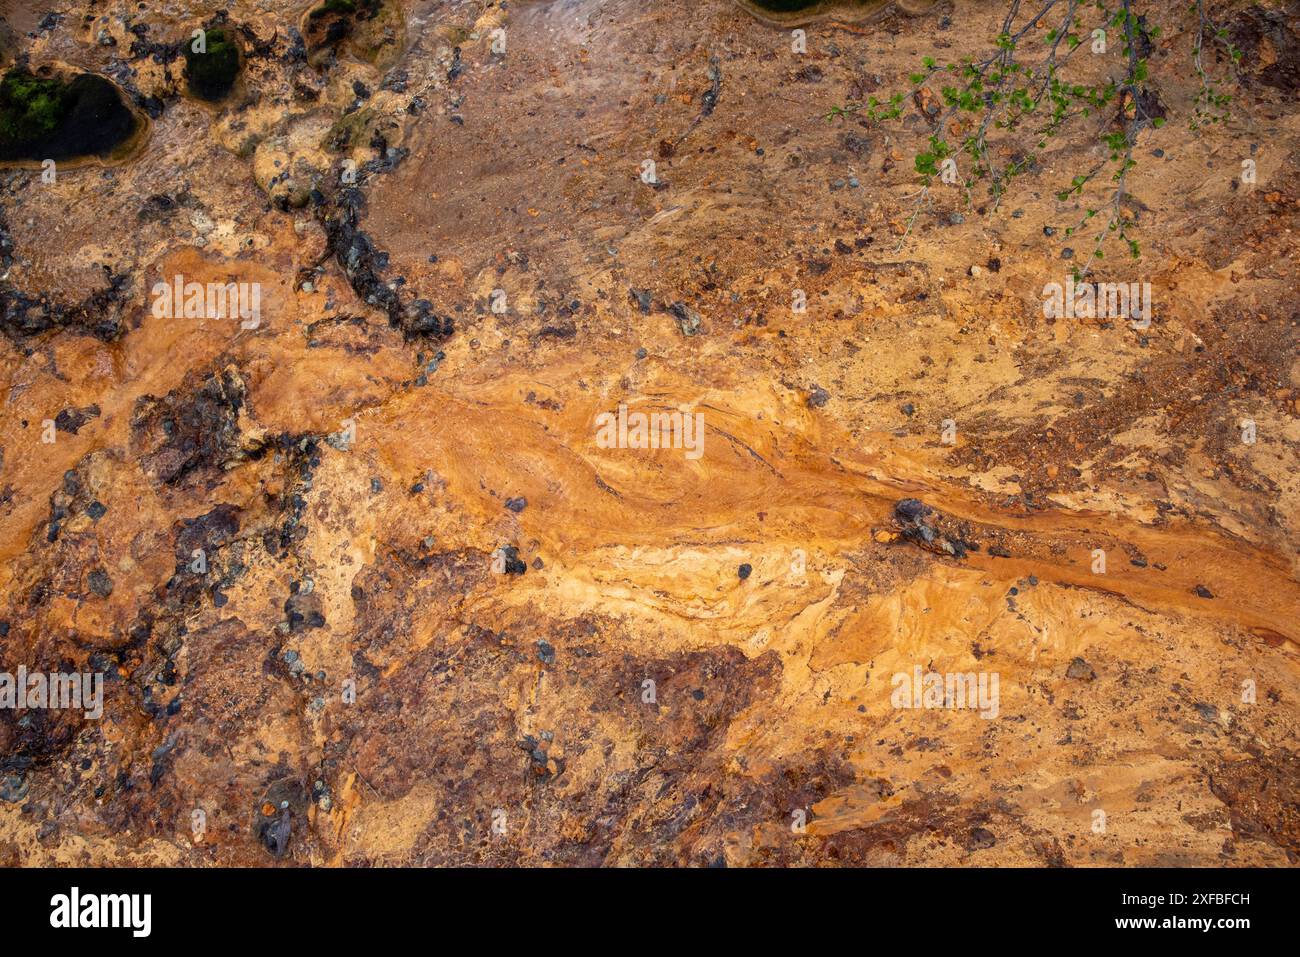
[0,0,1297,867]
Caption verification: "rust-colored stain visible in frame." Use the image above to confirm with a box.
[0,0,1298,868]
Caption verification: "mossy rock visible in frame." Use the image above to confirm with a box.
[184,27,242,102]
[324,107,375,151]
[0,68,139,162]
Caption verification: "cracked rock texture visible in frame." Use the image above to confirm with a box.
[0,0,1298,866]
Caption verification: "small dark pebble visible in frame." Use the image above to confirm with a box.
[629,288,652,314]
[0,774,30,803]
[258,810,293,857]
[894,498,930,523]
[500,545,526,575]
[87,568,113,598]
[1065,657,1096,681]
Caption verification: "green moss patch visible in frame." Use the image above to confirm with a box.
[0,69,139,162]
[325,107,376,151]
[184,27,242,102]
